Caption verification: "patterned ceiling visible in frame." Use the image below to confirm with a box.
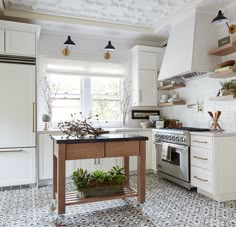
[5,0,193,28]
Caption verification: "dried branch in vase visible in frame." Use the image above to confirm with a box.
[120,79,131,125]
[58,113,108,139]
[40,76,58,119]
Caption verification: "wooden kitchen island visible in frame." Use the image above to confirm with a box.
[51,134,148,214]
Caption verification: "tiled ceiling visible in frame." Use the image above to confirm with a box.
[5,0,193,28]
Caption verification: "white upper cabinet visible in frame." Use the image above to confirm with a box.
[5,30,36,56]
[139,51,158,70]
[0,20,40,57]
[130,45,163,106]
[0,29,4,53]
[137,70,157,106]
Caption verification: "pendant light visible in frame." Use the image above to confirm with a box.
[211,10,236,34]
[62,36,76,56]
[104,41,115,60]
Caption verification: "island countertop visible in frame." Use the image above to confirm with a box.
[51,133,148,144]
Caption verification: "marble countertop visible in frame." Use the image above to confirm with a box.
[190,131,236,137]
[51,133,149,144]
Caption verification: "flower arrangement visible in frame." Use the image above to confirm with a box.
[120,79,131,125]
[72,166,126,198]
[58,113,108,139]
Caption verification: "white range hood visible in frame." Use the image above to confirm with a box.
[158,9,221,81]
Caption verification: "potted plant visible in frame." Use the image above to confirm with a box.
[72,166,126,198]
[42,113,51,130]
[220,80,236,96]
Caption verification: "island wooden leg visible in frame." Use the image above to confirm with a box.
[57,144,66,214]
[137,141,146,203]
[124,157,129,185]
[53,154,57,199]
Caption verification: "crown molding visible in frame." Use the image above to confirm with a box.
[3,9,154,34]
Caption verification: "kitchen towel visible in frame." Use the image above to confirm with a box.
[161,143,169,160]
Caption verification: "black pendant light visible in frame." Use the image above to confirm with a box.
[211,10,236,34]
[104,41,115,60]
[211,10,228,25]
[64,36,76,46]
[104,41,115,51]
[62,36,76,56]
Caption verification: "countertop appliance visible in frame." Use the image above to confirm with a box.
[153,127,210,189]
[0,56,36,187]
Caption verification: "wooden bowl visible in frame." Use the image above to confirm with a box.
[218,60,235,68]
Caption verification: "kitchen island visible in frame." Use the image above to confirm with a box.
[51,134,148,214]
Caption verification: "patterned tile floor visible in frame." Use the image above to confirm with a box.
[1,174,236,226]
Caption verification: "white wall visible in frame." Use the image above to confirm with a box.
[161,3,236,131]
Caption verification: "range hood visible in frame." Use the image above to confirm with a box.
[158,9,221,81]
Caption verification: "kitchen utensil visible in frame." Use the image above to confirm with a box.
[208,111,222,130]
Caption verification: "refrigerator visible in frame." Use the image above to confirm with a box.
[0,57,36,187]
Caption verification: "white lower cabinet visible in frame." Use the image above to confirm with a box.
[38,133,75,180]
[191,133,236,201]
[0,147,35,187]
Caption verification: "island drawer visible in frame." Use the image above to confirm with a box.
[66,143,105,160]
[105,141,140,157]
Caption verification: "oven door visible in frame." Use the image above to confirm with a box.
[155,142,189,182]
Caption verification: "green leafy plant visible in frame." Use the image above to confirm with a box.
[220,80,236,95]
[72,166,126,192]
[109,166,126,185]
[71,168,90,191]
[90,170,112,184]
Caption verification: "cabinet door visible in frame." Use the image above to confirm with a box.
[39,133,75,180]
[139,130,152,170]
[5,30,36,56]
[96,158,118,172]
[0,29,4,53]
[139,51,158,70]
[0,148,35,187]
[138,70,157,106]
[0,63,35,148]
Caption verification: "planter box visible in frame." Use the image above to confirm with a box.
[77,184,124,198]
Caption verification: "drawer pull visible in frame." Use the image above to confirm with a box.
[193,140,208,144]
[193,176,208,182]
[0,149,23,152]
[193,156,208,160]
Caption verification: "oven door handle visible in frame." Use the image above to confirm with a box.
[153,141,188,150]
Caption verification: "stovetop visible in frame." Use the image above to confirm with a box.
[163,127,210,132]
[154,127,210,146]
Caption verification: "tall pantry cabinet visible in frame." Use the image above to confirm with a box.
[0,20,40,187]
[130,45,164,106]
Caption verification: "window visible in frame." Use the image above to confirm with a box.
[43,58,126,126]
[91,77,121,122]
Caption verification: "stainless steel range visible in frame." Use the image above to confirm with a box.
[153,127,210,189]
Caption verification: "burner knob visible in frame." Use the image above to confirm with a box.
[175,136,179,142]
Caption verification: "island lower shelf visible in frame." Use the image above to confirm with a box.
[63,186,137,205]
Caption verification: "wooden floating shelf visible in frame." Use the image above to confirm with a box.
[209,95,236,101]
[158,101,186,107]
[209,42,236,56]
[65,186,137,206]
[209,69,236,79]
[158,83,185,90]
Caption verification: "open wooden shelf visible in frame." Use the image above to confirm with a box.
[158,83,185,90]
[209,42,236,56]
[209,69,236,79]
[209,95,236,101]
[64,186,137,206]
[158,101,186,107]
